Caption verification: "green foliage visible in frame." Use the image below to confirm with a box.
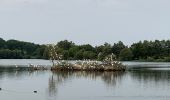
[0,38,6,49]
[0,38,46,59]
[79,44,95,51]
[75,50,84,60]
[97,52,105,61]
[95,43,113,60]
[34,45,48,59]
[68,46,79,59]
[119,48,133,61]
[0,37,170,62]
[131,40,170,61]
[0,49,23,59]
[57,40,74,50]
[62,50,69,60]
[146,57,155,62]
[112,41,126,56]
[83,51,96,59]
[164,57,170,62]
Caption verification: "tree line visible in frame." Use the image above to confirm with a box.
[0,38,170,61]
[0,38,46,59]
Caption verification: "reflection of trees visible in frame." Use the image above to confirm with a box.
[130,69,170,83]
[48,71,125,97]
[101,72,124,86]
[0,68,27,80]
[0,67,44,80]
[51,71,125,86]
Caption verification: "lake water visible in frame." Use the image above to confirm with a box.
[0,59,170,100]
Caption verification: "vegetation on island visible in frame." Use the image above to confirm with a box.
[0,37,170,62]
[48,45,126,71]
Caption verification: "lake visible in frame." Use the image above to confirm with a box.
[0,59,170,100]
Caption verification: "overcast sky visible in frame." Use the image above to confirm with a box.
[0,0,170,46]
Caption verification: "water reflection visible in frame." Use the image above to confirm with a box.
[48,71,125,98]
[48,76,57,100]
[130,68,170,83]
[0,66,45,80]
[1,66,170,100]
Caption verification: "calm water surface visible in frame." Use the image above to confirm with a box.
[0,59,170,100]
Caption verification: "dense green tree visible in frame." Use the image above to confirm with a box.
[83,51,96,59]
[131,41,145,59]
[0,38,6,49]
[62,50,69,60]
[0,38,44,59]
[57,40,75,50]
[79,44,95,51]
[103,43,112,55]
[33,45,47,59]
[75,50,84,60]
[97,52,105,61]
[42,46,50,59]
[0,49,23,59]
[130,40,170,61]
[95,43,112,56]
[112,41,126,56]
[68,46,80,59]
[119,48,133,61]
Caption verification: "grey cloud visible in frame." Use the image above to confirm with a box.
[0,0,170,45]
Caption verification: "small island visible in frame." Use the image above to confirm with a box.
[51,60,126,71]
[48,45,126,71]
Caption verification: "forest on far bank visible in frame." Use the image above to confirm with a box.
[0,37,170,62]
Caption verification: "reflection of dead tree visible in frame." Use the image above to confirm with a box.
[48,75,57,97]
[48,71,73,97]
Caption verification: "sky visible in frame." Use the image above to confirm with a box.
[0,0,170,46]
